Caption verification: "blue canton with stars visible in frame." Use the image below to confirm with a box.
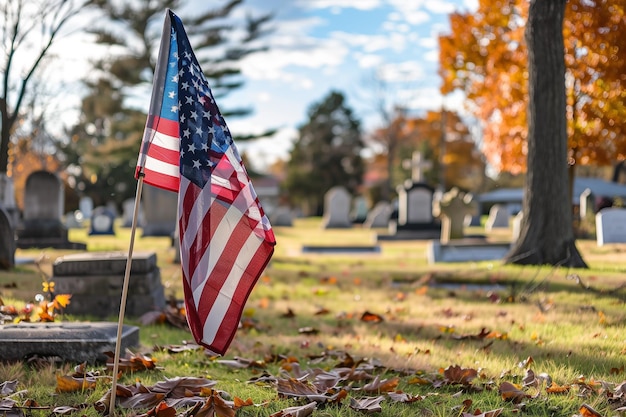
[164,12,237,189]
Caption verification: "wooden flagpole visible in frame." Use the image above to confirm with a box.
[108,172,145,416]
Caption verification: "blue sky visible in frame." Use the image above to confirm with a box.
[217,0,478,170]
[43,0,477,171]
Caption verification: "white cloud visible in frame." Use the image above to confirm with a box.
[354,53,384,69]
[378,61,425,83]
[299,0,383,11]
[330,31,408,53]
[424,1,456,14]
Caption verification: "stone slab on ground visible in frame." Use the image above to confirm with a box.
[428,240,511,263]
[301,245,381,254]
[52,251,165,318]
[0,322,139,363]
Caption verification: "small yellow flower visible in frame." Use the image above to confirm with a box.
[43,281,55,293]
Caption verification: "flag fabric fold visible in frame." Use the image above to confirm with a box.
[136,9,276,355]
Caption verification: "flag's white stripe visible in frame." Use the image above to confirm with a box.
[191,202,245,305]
[179,178,214,282]
[201,232,263,345]
[144,155,179,178]
[146,129,179,152]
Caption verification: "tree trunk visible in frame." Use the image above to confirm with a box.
[504,0,587,267]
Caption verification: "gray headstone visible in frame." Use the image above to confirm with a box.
[269,206,293,227]
[79,196,93,220]
[122,198,145,228]
[17,171,85,249]
[0,322,139,363]
[363,202,392,228]
[89,206,116,235]
[52,251,165,318]
[485,204,510,230]
[142,184,177,236]
[596,208,626,246]
[321,186,352,229]
[0,207,15,269]
[397,183,435,226]
[350,196,369,223]
[64,211,84,229]
[18,171,65,239]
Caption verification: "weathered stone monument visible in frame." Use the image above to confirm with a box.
[52,251,166,318]
[79,196,94,220]
[17,171,86,249]
[434,188,477,244]
[142,184,177,237]
[596,208,626,246]
[428,188,511,263]
[122,198,145,228]
[321,186,352,229]
[0,207,15,269]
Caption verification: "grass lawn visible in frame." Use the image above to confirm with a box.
[1,217,626,417]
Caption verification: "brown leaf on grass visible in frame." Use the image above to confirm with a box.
[453,328,491,340]
[360,311,384,323]
[55,374,97,393]
[546,382,570,394]
[461,408,503,417]
[443,365,478,386]
[269,401,317,417]
[610,365,625,375]
[387,391,425,403]
[281,308,296,318]
[407,376,431,385]
[233,397,254,409]
[349,396,385,413]
[277,378,346,403]
[360,376,400,393]
[105,350,158,373]
[498,382,530,403]
[314,306,330,315]
[180,392,235,417]
[137,401,177,417]
[579,403,603,417]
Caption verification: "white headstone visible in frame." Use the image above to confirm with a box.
[79,196,93,220]
[596,208,626,246]
[321,186,352,229]
[485,204,510,231]
[512,211,524,241]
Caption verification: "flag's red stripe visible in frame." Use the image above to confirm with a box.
[144,141,180,167]
[210,243,274,353]
[194,209,259,324]
[141,166,179,192]
[147,115,179,137]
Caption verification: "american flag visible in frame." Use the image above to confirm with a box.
[136,10,276,355]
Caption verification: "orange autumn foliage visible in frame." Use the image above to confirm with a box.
[439,0,626,174]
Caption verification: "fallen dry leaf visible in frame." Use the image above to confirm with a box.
[498,382,530,403]
[269,401,317,417]
[349,396,385,413]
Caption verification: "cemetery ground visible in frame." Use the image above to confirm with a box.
[2,218,626,417]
